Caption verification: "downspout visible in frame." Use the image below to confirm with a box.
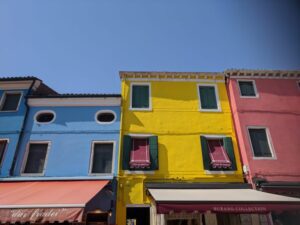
[9,79,38,176]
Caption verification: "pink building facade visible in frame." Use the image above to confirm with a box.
[227,70,300,223]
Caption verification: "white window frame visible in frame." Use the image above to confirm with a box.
[237,79,259,98]
[197,83,221,112]
[95,110,117,125]
[34,110,56,125]
[201,134,235,174]
[21,141,51,176]
[0,91,23,112]
[247,126,276,160]
[130,82,152,111]
[0,138,9,168]
[89,140,116,176]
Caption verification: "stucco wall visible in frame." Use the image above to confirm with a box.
[12,106,120,178]
[228,78,300,183]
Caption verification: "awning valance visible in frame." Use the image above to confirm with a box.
[148,188,300,214]
[0,180,109,223]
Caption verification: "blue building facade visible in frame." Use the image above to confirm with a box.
[0,77,121,224]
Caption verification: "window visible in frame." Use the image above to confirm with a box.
[23,143,49,174]
[198,84,220,111]
[0,92,22,111]
[200,136,237,171]
[238,80,258,97]
[0,140,8,167]
[96,110,116,124]
[35,111,55,124]
[130,84,151,110]
[90,142,114,174]
[122,135,158,171]
[248,128,273,158]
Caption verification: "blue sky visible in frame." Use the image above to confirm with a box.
[0,0,299,93]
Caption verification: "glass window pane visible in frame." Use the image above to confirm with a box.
[1,93,21,111]
[199,86,217,109]
[24,143,48,173]
[249,129,272,157]
[239,81,256,96]
[132,85,149,108]
[0,140,8,166]
[92,143,113,173]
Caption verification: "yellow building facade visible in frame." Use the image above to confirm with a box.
[117,72,244,225]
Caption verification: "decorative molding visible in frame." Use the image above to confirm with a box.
[28,97,121,107]
[120,71,224,82]
[226,70,300,79]
[0,80,39,90]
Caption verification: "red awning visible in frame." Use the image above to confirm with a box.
[207,139,231,169]
[0,180,109,223]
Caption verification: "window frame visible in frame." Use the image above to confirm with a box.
[21,141,51,176]
[197,83,221,112]
[0,91,23,112]
[89,140,116,176]
[129,82,152,111]
[0,138,9,168]
[247,126,276,160]
[95,110,117,125]
[201,134,235,174]
[237,79,259,98]
[34,110,56,125]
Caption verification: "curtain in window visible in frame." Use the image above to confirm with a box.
[199,86,217,109]
[132,85,149,108]
[130,138,151,168]
[207,140,231,169]
[92,143,113,173]
[1,93,21,111]
[24,144,48,174]
[249,129,272,157]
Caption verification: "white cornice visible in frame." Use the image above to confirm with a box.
[226,70,300,79]
[28,97,121,107]
[119,72,224,82]
[0,80,36,90]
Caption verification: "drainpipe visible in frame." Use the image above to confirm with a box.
[9,79,38,176]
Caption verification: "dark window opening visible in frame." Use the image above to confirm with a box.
[91,143,113,174]
[36,112,55,123]
[249,128,272,157]
[23,143,48,174]
[238,81,256,97]
[0,93,21,111]
[97,112,115,123]
[126,207,150,225]
[0,140,8,166]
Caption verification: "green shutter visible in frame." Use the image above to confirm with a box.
[149,136,158,170]
[223,137,237,171]
[199,86,217,109]
[200,136,210,170]
[132,85,149,108]
[122,135,132,170]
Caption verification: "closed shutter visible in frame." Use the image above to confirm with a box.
[199,86,217,109]
[149,136,158,170]
[132,85,149,108]
[122,135,132,170]
[223,137,237,170]
[200,136,210,170]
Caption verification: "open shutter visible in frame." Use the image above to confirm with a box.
[149,136,158,170]
[122,135,132,170]
[223,137,237,171]
[200,136,210,170]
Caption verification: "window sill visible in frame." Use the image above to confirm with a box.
[205,170,235,175]
[0,110,19,113]
[199,109,222,113]
[21,173,45,176]
[252,157,276,160]
[124,170,155,175]
[129,107,152,111]
[239,95,259,98]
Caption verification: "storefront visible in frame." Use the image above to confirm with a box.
[0,180,115,224]
[147,184,300,225]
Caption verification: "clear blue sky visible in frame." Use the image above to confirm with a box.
[0,0,299,93]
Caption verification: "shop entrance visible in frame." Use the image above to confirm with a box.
[126,206,150,225]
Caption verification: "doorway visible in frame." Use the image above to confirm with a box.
[126,206,150,225]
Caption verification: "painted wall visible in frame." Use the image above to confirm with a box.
[117,77,244,224]
[0,89,29,177]
[228,78,300,183]
[12,105,121,178]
